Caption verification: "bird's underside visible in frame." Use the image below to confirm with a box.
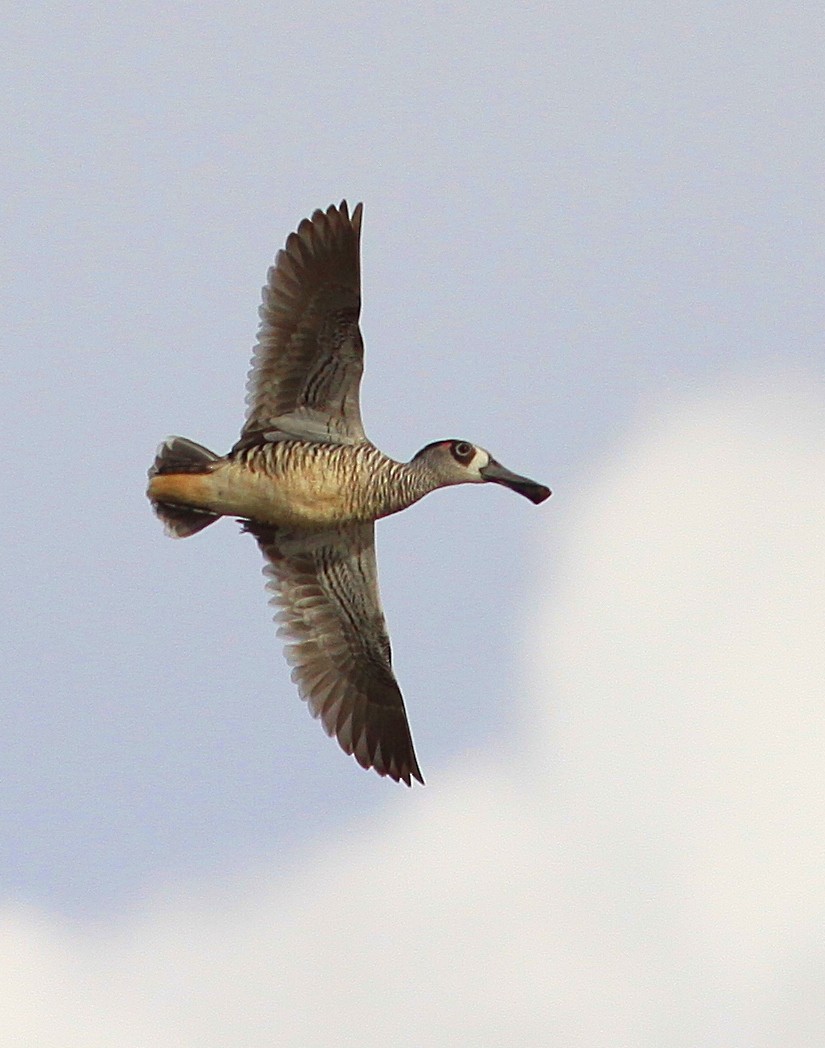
[147,200,550,785]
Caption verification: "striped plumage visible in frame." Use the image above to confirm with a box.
[231,440,436,524]
[148,201,550,785]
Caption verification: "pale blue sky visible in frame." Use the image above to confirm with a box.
[2,4,824,1043]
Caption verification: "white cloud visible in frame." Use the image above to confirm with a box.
[4,382,824,1048]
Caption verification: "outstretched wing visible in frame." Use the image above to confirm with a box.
[240,201,366,447]
[252,522,423,786]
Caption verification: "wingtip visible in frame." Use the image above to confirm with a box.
[408,764,426,787]
[347,718,424,787]
[328,199,363,236]
[382,761,424,787]
[379,749,425,788]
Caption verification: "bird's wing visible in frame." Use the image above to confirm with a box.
[239,201,366,448]
[251,521,423,785]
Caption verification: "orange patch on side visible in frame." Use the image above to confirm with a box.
[148,473,216,510]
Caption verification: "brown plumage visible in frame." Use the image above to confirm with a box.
[148,201,550,785]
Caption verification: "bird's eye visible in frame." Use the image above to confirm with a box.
[452,441,474,463]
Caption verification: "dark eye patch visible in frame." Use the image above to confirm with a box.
[451,441,475,464]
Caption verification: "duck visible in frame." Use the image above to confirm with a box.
[148,201,550,785]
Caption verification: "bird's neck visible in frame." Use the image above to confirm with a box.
[367,455,442,520]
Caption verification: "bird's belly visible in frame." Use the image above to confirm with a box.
[205,463,356,528]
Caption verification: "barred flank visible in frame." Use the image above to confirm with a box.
[234,440,434,521]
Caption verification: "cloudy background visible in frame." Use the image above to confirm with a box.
[3,3,824,1044]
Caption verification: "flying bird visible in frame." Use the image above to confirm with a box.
[147,201,550,785]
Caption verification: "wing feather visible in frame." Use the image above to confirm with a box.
[253,522,424,786]
[240,201,366,447]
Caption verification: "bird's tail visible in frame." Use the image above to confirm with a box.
[147,436,223,538]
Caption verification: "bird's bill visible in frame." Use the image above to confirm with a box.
[479,460,551,504]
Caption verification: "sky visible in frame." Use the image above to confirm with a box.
[2,2,824,1044]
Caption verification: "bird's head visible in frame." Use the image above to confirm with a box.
[412,439,551,504]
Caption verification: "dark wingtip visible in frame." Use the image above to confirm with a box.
[406,761,425,787]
